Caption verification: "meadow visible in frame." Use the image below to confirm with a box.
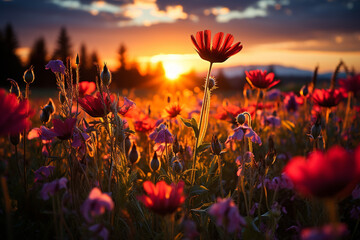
[1,30,360,240]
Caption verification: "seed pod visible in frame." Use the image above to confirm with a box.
[128,143,139,165]
[211,135,222,155]
[23,66,35,84]
[59,92,66,104]
[76,54,80,65]
[43,99,55,115]
[236,113,246,125]
[150,152,161,172]
[172,135,180,154]
[208,77,216,90]
[172,160,183,174]
[300,84,309,97]
[100,64,111,86]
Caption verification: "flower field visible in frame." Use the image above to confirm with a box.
[1,30,360,240]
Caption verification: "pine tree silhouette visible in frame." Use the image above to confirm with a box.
[0,24,23,88]
[52,27,72,63]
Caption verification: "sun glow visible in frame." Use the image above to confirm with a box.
[163,62,184,80]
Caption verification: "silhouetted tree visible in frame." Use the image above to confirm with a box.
[0,24,23,88]
[28,37,54,88]
[118,43,127,72]
[79,43,90,81]
[52,27,72,63]
[216,68,231,89]
[88,51,99,82]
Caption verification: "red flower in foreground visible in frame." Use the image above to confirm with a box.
[283,145,360,199]
[78,92,113,118]
[165,103,182,118]
[0,89,33,136]
[138,181,185,215]
[312,89,343,108]
[191,30,242,63]
[78,81,96,98]
[245,70,280,89]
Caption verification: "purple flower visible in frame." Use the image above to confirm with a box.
[88,224,109,240]
[149,123,174,144]
[45,60,66,75]
[208,198,246,233]
[262,115,281,128]
[301,223,348,240]
[182,218,199,240]
[82,187,114,223]
[118,97,136,116]
[267,88,282,101]
[225,124,262,145]
[352,185,360,199]
[40,177,67,200]
[34,165,55,183]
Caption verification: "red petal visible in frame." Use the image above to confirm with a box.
[204,30,211,51]
[196,31,204,50]
[212,32,224,51]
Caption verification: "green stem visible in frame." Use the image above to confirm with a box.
[324,199,338,224]
[190,62,213,185]
[217,155,224,198]
[343,92,353,130]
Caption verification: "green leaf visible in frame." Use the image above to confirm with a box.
[180,117,199,138]
[196,142,210,153]
[189,185,209,196]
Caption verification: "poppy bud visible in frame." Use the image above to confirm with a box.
[100,64,111,86]
[211,135,222,155]
[125,135,131,154]
[167,95,171,103]
[128,143,139,164]
[150,152,161,172]
[59,92,66,104]
[43,99,55,115]
[76,54,80,65]
[10,133,21,146]
[40,109,51,124]
[300,85,309,97]
[311,123,321,139]
[172,160,183,174]
[172,135,180,154]
[9,83,21,99]
[208,77,216,90]
[23,66,35,84]
[236,113,246,125]
[243,88,252,99]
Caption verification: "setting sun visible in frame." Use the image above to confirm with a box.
[163,62,184,80]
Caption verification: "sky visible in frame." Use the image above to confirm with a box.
[1,0,360,77]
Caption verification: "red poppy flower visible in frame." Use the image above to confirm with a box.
[78,81,96,98]
[0,89,33,136]
[245,70,280,89]
[283,145,360,199]
[137,181,185,215]
[165,103,182,118]
[134,116,156,133]
[339,74,360,97]
[312,89,343,108]
[191,30,243,63]
[78,92,113,118]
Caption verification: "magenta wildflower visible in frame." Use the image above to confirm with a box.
[34,165,55,183]
[301,223,348,240]
[40,177,67,200]
[88,224,109,240]
[45,60,66,75]
[208,197,246,233]
[40,118,77,141]
[149,123,174,144]
[225,124,262,145]
[261,115,281,128]
[82,187,114,223]
[118,97,136,116]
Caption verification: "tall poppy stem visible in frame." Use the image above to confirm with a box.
[191,62,213,185]
[343,92,353,130]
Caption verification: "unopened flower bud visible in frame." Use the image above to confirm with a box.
[100,64,111,86]
[59,92,66,104]
[10,133,21,146]
[167,95,171,103]
[311,123,321,139]
[211,135,222,155]
[128,143,139,164]
[43,99,55,115]
[172,135,180,154]
[244,88,252,99]
[76,54,80,65]
[300,85,309,97]
[150,152,161,172]
[23,66,35,84]
[125,135,131,154]
[40,110,51,124]
[172,160,183,174]
[208,77,216,90]
[236,113,246,125]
